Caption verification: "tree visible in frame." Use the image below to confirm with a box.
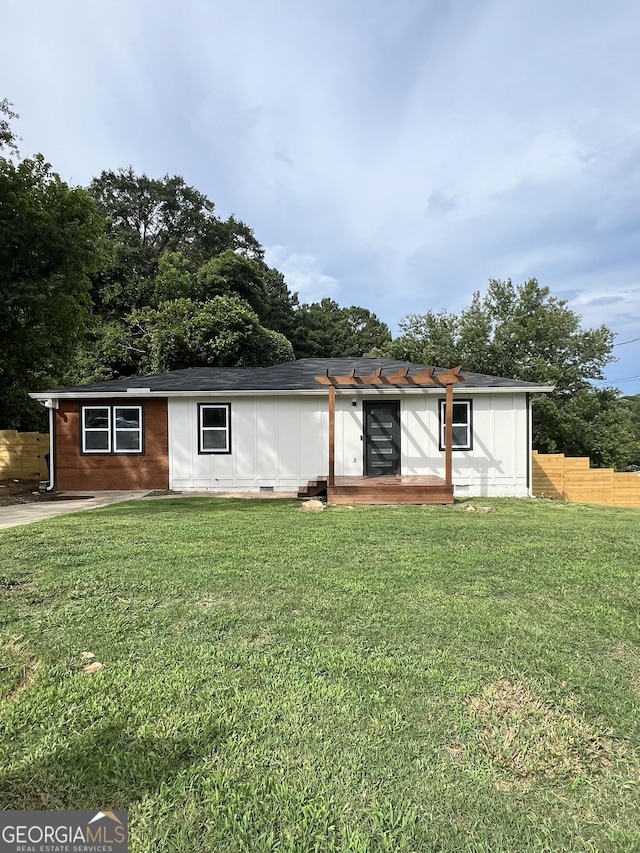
[0,99,19,156]
[261,266,299,341]
[292,299,391,358]
[88,168,264,317]
[194,251,269,319]
[147,249,297,332]
[78,296,294,380]
[74,167,303,382]
[196,214,264,265]
[0,155,104,428]
[152,251,195,305]
[618,395,640,468]
[384,278,629,465]
[388,279,613,391]
[534,389,640,470]
[90,168,216,254]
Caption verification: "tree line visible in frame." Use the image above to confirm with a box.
[1,100,638,469]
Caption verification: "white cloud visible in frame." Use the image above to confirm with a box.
[569,283,640,333]
[3,0,640,389]
[264,246,339,303]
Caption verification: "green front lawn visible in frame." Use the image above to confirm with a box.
[1,497,639,852]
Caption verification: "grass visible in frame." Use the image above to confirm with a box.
[0,496,639,851]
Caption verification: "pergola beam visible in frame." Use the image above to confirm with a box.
[314,366,465,386]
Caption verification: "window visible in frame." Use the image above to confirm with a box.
[82,405,143,454]
[82,407,111,453]
[198,403,231,454]
[438,399,472,451]
[114,407,142,452]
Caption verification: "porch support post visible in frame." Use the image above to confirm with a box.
[328,384,336,486]
[445,381,453,487]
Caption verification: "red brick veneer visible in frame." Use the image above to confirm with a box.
[55,398,169,491]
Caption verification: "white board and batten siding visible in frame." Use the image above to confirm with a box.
[334,392,530,497]
[169,396,327,492]
[168,392,531,496]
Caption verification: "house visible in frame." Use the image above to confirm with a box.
[30,358,553,504]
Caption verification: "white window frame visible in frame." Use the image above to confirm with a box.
[114,406,143,454]
[81,405,143,455]
[82,406,111,454]
[438,399,473,451]
[198,403,231,454]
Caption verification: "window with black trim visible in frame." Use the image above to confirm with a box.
[82,405,143,454]
[438,399,473,451]
[198,403,231,454]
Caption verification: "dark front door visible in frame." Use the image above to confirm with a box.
[364,401,400,476]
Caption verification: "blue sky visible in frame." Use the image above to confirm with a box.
[3,0,640,392]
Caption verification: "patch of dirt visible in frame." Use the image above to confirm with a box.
[0,480,44,506]
[445,742,466,761]
[0,479,92,506]
[465,679,622,782]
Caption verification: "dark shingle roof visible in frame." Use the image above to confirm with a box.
[36,359,553,395]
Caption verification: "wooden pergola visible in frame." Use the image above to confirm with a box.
[314,366,467,487]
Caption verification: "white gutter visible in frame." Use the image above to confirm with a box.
[30,385,556,400]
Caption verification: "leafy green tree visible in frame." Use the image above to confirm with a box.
[388,279,613,391]
[534,389,640,470]
[78,296,294,379]
[90,167,216,255]
[152,251,195,304]
[620,395,640,467]
[384,278,630,465]
[261,267,299,341]
[78,168,302,381]
[194,251,269,319]
[148,249,294,331]
[196,213,264,265]
[0,99,19,156]
[88,169,263,316]
[292,299,391,358]
[73,319,139,384]
[0,155,104,428]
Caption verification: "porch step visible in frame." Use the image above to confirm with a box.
[297,478,328,499]
[327,478,454,506]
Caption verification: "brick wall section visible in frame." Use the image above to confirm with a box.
[532,451,640,510]
[55,398,169,491]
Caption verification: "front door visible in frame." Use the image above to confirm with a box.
[363,401,400,476]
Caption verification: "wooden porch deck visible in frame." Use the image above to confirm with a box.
[298,475,454,506]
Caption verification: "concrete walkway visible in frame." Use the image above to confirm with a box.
[0,491,150,531]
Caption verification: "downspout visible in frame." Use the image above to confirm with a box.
[45,399,57,492]
[526,392,531,495]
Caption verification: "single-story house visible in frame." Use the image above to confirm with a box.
[31,358,553,504]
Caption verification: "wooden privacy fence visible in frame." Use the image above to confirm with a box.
[0,430,50,480]
[532,451,640,510]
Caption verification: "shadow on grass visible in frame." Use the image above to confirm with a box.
[0,714,229,810]
[103,497,298,516]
